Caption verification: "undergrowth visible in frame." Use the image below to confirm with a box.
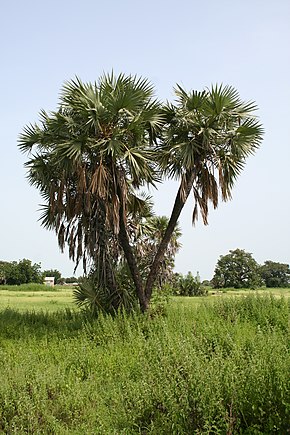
[0,294,289,434]
[0,283,62,291]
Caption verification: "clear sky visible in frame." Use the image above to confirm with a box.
[1,0,289,279]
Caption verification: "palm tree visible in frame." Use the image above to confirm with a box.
[19,77,263,312]
[19,73,164,311]
[144,84,263,301]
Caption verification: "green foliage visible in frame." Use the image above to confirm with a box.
[0,283,54,292]
[174,271,208,296]
[0,259,42,285]
[132,215,182,287]
[260,260,290,288]
[0,295,289,433]
[73,266,138,316]
[65,276,79,283]
[212,249,263,289]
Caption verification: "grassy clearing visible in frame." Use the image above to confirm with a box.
[0,286,74,312]
[1,285,289,313]
[0,294,289,433]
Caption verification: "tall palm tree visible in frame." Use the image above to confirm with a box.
[19,77,263,312]
[19,73,164,311]
[144,84,263,301]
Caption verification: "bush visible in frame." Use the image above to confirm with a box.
[176,272,208,296]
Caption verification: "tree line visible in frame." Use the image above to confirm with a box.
[0,260,78,286]
[1,250,289,291]
[211,249,290,289]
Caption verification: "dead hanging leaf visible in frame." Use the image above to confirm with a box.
[192,202,198,225]
[90,162,108,198]
[111,194,120,234]
[58,223,65,252]
[180,173,188,202]
[77,165,87,193]
[193,187,208,225]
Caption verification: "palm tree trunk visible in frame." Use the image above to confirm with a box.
[144,171,195,302]
[97,201,120,311]
[116,183,149,312]
[118,220,149,312]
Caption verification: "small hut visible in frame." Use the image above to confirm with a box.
[44,277,55,287]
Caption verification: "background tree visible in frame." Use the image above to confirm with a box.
[65,276,80,284]
[260,261,290,288]
[176,271,207,296]
[0,259,42,285]
[0,261,12,284]
[212,249,263,289]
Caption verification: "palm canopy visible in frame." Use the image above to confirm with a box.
[19,74,164,271]
[158,84,263,224]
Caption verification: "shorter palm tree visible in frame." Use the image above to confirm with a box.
[144,84,263,301]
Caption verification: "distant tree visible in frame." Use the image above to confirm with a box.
[65,277,79,284]
[260,261,290,288]
[0,261,12,284]
[42,269,62,284]
[212,249,263,289]
[176,271,207,296]
[0,259,42,285]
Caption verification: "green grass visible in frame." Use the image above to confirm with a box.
[0,287,75,312]
[0,283,57,291]
[0,293,289,433]
[1,285,289,314]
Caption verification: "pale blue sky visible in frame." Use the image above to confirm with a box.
[1,0,289,279]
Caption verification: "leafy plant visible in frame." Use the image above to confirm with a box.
[212,249,263,289]
[176,272,208,296]
[260,260,290,288]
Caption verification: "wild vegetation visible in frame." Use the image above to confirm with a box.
[19,73,263,312]
[212,249,290,289]
[0,293,289,433]
[0,259,42,285]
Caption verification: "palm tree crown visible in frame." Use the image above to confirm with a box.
[19,74,164,273]
[158,84,263,224]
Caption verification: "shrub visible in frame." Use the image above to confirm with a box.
[177,272,208,296]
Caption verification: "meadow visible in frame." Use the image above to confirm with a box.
[0,286,289,433]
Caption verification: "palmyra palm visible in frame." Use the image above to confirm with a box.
[19,75,263,311]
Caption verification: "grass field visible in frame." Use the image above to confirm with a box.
[0,288,75,312]
[1,284,289,313]
[0,286,289,433]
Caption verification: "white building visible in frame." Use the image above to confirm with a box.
[44,277,55,287]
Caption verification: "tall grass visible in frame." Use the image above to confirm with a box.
[0,294,289,433]
[0,283,60,291]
